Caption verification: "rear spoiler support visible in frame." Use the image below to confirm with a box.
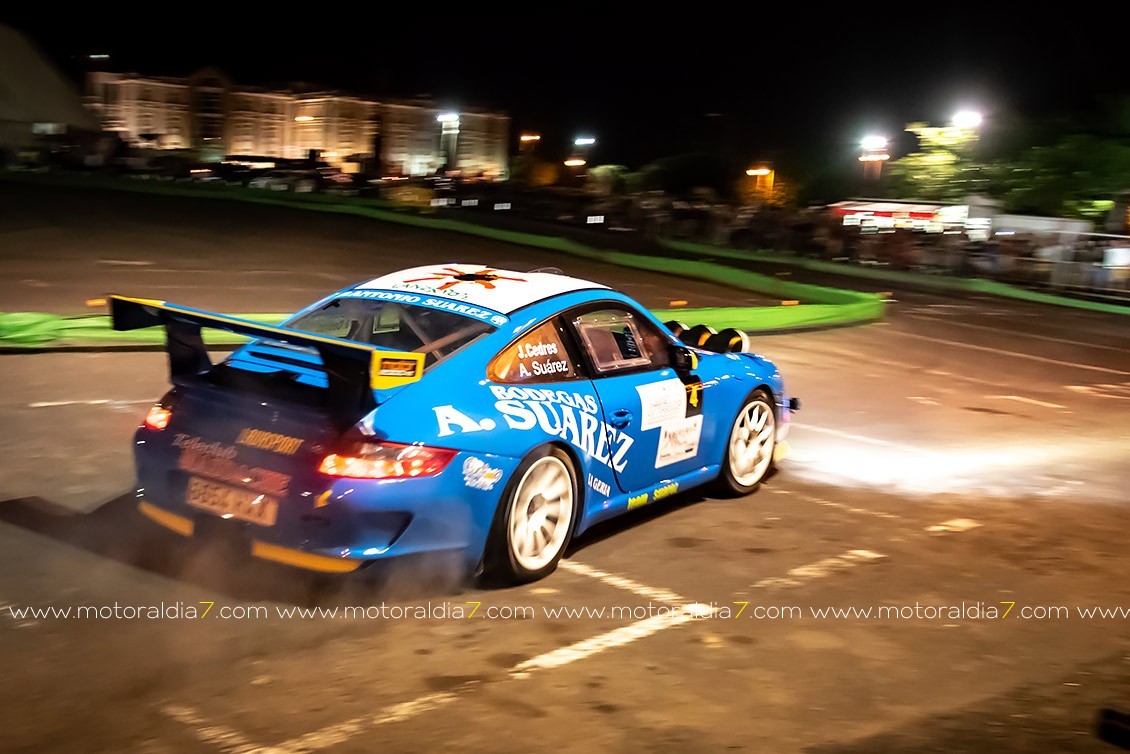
[110,295,423,429]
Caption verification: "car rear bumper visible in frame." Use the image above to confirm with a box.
[136,448,520,574]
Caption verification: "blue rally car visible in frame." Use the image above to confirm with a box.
[114,264,797,583]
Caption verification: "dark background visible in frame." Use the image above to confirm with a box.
[5,11,1127,171]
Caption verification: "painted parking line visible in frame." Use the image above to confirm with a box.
[263,562,711,753]
[925,518,982,533]
[557,560,686,606]
[751,549,887,590]
[769,488,902,522]
[161,704,262,754]
[161,533,926,751]
[1066,383,1130,401]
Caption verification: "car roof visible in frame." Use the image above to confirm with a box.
[353,263,608,315]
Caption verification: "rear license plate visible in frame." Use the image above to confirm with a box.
[186,476,278,527]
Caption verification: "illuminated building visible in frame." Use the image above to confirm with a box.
[85,69,509,178]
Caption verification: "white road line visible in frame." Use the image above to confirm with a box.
[988,395,1066,409]
[27,399,153,408]
[558,560,687,606]
[1066,383,1130,401]
[272,563,706,753]
[272,693,458,753]
[788,492,902,521]
[161,704,265,754]
[791,423,942,457]
[885,330,1130,376]
[926,518,982,533]
[753,549,886,590]
[905,313,1130,354]
[509,609,702,676]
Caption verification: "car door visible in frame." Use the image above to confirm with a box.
[567,305,707,497]
[484,316,619,501]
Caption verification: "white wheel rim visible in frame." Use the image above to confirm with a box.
[508,457,574,571]
[728,400,775,487]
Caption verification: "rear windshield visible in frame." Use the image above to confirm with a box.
[287,296,496,368]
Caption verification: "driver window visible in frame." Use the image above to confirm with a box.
[488,320,579,383]
[573,308,671,375]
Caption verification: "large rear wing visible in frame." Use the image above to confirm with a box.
[110,295,424,428]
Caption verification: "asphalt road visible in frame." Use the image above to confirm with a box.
[2,182,1130,753]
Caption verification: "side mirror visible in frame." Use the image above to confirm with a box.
[670,343,697,373]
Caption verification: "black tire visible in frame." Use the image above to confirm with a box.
[683,324,716,347]
[663,320,689,339]
[714,389,777,496]
[480,446,578,585]
[704,328,749,354]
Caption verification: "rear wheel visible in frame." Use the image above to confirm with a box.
[715,390,776,495]
[482,447,577,584]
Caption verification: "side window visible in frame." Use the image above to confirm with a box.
[488,319,579,384]
[573,308,671,375]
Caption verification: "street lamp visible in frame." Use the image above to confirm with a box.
[564,158,587,167]
[519,133,541,143]
[859,135,891,179]
[574,136,596,147]
[745,164,775,202]
[861,135,888,151]
[952,110,982,130]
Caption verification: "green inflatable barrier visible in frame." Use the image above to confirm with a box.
[0,171,889,345]
[660,238,1130,317]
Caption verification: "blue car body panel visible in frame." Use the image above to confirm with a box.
[125,265,791,572]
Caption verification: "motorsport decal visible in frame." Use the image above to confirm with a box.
[338,289,509,326]
[587,473,612,498]
[236,428,303,455]
[434,387,634,473]
[488,321,576,382]
[489,386,635,473]
[173,434,291,496]
[405,267,526,291]
[462,457,503,491]
[627,481,679,510]
[678,373,705,416]
[655,415,703,469]
[635,378,687,430]
[434,406,497,436]
[514,339,569,379]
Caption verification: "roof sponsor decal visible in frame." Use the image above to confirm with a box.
[356,264,606,315]
[337,288,509,325]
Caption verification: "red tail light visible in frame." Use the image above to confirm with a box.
[319,442,456,479]
[144,404,172,430]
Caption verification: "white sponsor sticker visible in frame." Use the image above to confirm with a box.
[655,415,703,468]
[635,378,687,430]
[462,457,503,491]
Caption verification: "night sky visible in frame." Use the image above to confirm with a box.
[5,12,1127,171]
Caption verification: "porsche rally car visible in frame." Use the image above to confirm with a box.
[115,264,797,582]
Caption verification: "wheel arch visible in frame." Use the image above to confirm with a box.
[545,440,586,534]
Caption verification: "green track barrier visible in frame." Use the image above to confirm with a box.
[0,312,286,348]
[0,172,887,347]
[660,238,1130,317]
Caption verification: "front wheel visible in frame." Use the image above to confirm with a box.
[482,447,577,584]
[715,390,777,496]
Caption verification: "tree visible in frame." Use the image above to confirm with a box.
[883,123,988,203]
